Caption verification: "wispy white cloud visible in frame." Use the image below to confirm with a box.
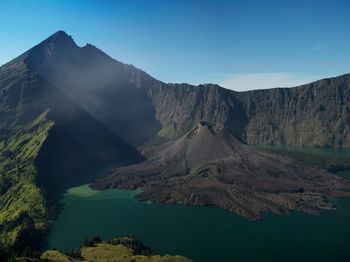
[310,44,327,52]
[220,73,323,91]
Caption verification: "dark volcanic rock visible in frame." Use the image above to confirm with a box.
[1,30,350,252]
[237,76,350,147]
[92,122,350,220]
[148,77,350,147]
[25,31,350,147]
[26,31,162,146]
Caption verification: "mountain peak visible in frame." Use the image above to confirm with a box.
[25,31,78,66]
[52,30,69,36]
[188,121,224,138]
[49,30,72,40]
[39,30,77,49]
[199,121,224,132]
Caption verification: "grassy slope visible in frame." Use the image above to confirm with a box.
[0,115,54,250]
[0,57,142,251]
[80,243,191,262]
[41,246,191,262]
[40,236,191,262]
[0,58,53,250]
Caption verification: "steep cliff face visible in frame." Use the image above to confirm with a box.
[1,30,350,253]
[148,83,247,142]
[148,74,350,147]
[237,74,350,147]
[26,31,161,146]
[24,31,350,148]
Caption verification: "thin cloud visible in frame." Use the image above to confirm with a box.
[310,44,327,52]
[318,60,348,67]
[220,73,323,91]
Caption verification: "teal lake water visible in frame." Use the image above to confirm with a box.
[47,147,350,262]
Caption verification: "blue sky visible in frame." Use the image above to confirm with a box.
[0,0,349,91]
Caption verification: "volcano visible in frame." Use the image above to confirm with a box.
[92,121,350,220]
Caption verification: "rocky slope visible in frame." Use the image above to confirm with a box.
[0,54,142,251]
[147,83,247,143]
[25,31,350,147]
[92,122,350,220]
[148,77,350,147]
[237,76,350,147]
[26,31,162,146]
[1,30,350,253]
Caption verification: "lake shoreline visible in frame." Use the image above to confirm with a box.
[46,147,350,262]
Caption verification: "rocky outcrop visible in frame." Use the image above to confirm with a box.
[3,235,191,262]
[41,235,191,262]
[148,75,350,147]
[91,122,350,220]
[237,75,350,147]
[148,84,247,142]
[26,31,350,148]
[1,30,349,254]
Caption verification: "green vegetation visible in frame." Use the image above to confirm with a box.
[3,236,191,262]
[0,111,54,251]
[79,243,190,262]
[0,58,56,252]
[1,31,350,260]
[0,46,143,253]
[40,250,72,262]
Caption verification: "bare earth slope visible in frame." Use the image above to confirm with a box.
[92,122,350,220]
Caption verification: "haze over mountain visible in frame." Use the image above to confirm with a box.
[0,31,349,253]
[26,31,161,146]
[25,31,350,147]
[0,33,143,251]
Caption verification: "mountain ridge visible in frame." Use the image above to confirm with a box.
[24,31,162,146]
[22,30,350,147]
[0,30,349,253]
[0,51,143,251]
